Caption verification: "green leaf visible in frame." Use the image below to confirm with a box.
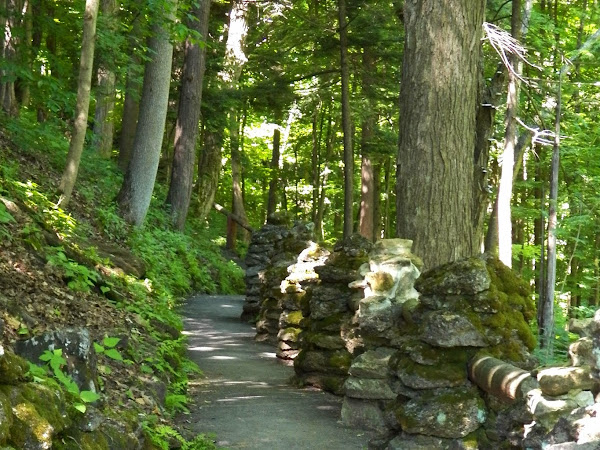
[0,203,14,223]
[100,285,110,294]
[93,342,105,353]
[104,348,123,361]
[79,390,101,403]
[103,337,120,348]
[74,403,86,413]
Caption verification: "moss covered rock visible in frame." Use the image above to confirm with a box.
[396,387,486,439]
[0,348,28,385]
[416,257,491,296]
[0,390,12,444]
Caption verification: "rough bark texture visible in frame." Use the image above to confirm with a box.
[338,0,353,240]
[166,0,211,230]
[117,5,177,226]
[359,46,376,242]
[118,14,143,171]
[396,0,485,269]
[92,0,117,159]
[58,0,100,206]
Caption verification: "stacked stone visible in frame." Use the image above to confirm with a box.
[518,315,600,449]
[242,217,290,323]
[276,242,330,363]
[341,251,539,448]
[254,221,314,344]
[293,234,373,395]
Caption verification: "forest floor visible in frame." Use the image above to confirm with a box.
[178,295,373,449]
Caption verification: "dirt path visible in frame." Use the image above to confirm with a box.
[180,295,372,449]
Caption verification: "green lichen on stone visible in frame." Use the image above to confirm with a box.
[329,350,353,372]
[18,383,70,433]
[0,390,13,444]
[0,351,28,385]
[398,357,467,387]
[286,310,304,326]
[310,313,351,332]
[321,376,346,395]
[9,401,53,449]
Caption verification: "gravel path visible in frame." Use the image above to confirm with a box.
[180,295,372,449]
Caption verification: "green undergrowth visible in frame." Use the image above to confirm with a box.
[0,111,244,448]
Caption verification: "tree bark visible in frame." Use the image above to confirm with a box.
[118,13,143,171]
[117,4,177,226]
[166,0,211,231]
[223,0,249,250]
[58,0,100,207]
[396,0,485,269]
[196,127,224,220]
[92,0,117,159]
[338,0,353,240]
[359,45,376,242]
[266,122,281,217]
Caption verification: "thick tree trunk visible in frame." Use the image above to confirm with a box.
[166,0,211,231]
[311,107,320,224]
[383,156,391,238]
[92,0,117,159]
[373,161,382,241]
[118,14,143,171]
[396,0,485,269]
[58,0,100,207]
[338,0,353,240]
[117,4,177,226]
[1,0,21,116]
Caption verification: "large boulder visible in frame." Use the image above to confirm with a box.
[14,328,99,393]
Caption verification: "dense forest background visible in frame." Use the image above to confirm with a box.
[0,0,599,358]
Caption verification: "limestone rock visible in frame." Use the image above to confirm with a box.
[343,377,396,400]
[358,295,399,334]
[387,433,459,450]
[341,397,388,433]
[527,389,578,429]
[421,311,487,348]
[294,349,352,376]
[348,348,396,379]
[397,360,467,390]
[314,265,359,284]
[309,288,351,320]
[569,338,595,367]
[537,366,597,396]
[396,387,486,439]
[568,318,594,337]
[14,328,99,393]
[365,271,395,293]
[304,332,345,350]
[415,257,491,295]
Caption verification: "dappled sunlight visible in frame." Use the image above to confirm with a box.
[208,355,237,360]
[217,396,265,402]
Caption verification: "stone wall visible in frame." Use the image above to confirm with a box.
[245,229,600,448]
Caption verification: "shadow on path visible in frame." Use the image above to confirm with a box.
[180,295,372,449]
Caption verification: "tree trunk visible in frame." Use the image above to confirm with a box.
[117,4,177,226]
[396,0,485,269]
[92,0,117,159]
[166,0,211,231]
[266,122,281,217]
[311,107,320,224]
[1,0,21,116]
[383,156,391,238]
[359,45,376,242]
[373,161,382,241]
[338,0,353,240]
[496,0,533,267]
[315,110,334,240]
[197,128,223,220]
[223,0,249,250]
[118,13,143,171]
[541,73,562,350]
[58,0,100,207]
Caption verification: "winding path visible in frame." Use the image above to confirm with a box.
[180,295,372,449]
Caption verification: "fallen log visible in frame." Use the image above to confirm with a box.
[213,203,255,233]
[468,355,539,402]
